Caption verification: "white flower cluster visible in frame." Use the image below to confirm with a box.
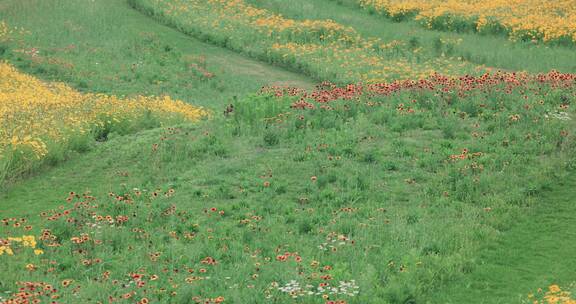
[278,280,305,298]
[278,280,359,299]
[545,111,571,121]
[318,241,345,251]
[318,233,353,251]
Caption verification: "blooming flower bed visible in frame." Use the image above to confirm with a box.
[357,0,576,44]
[0,63,207,184]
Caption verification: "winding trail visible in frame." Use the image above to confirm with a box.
[0,0,314,109]
[429,173,576,303]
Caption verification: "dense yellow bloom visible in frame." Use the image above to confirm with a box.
[358,0,576,43]
[0,62,206,164]
[550,285,563,293]
[7,235,36,248]
[0,245,14,256]
[1,235,39,256]
[530,284,576,304]
[22,235,37,248]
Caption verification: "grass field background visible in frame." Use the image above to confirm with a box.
[0,0,575,303]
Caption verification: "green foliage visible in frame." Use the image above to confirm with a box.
[1,0,576,303]
[0,0,313,108]
[271,0,576,74]
[2,78,574,302]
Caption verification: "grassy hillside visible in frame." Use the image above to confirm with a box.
[1,0,575,303]
[429,173,576,303]
[248,0,576,74]
[2,75,575,303]
[0,0,313,107]
[0,62,206,185]
[348,0,576,45]
[130,0,479,83]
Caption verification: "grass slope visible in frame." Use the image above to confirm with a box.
[0,0,313,108]
[0,126,204,221]
[428,173,576,303]
[1,0,575,303]
[248,0,576,74]
[1,79,575,302]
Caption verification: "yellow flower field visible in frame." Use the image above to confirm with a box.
[0,62,206,181]
[358,0,576,44]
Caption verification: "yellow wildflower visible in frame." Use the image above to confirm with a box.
[0,245,14,255]
[0,62,207,177]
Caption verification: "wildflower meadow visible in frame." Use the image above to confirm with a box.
[356,0,576,44]
[0,0,575,303]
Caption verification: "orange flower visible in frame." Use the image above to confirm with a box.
[214,296,225,303]
[122,292,133,299]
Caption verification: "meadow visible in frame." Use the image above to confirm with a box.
[354,0,576,44]
[0,0,575,303]
[0,61,206,185]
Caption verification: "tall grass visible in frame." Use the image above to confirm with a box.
[0,0,314,108]
[1,72,574,303]
[0,62,206,187]
[1,1,575,303]
[130,0,479,84]
[251,0,576,74]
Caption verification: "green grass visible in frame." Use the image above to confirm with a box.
[0,0,312,185]
[0,0,313,108]
[427,174,576,303]
[130,0,478,83]
[2,77,575,302]
[248,0,576,74]
[1,0,576,303]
